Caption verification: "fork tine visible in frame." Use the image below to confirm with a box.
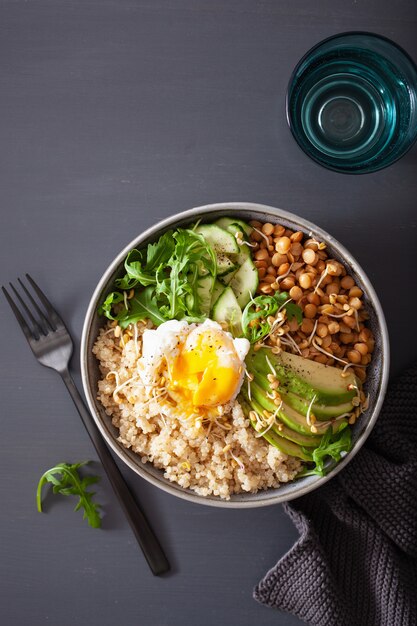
[9,282,45,337]
[2,285,35,341]
[25,274,64,328]
[18,277,55,332]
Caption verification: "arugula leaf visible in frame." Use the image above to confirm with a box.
[301,425,352,477]
[36,462,101,529]
[146,230,175,269]
[116,249,154,289]
[119,286,167,327]
[155,229,216,320]
[241,291,303,343]
[115,231,176,290]
[98,291,125,320]
[285,301,303,325]
[100,227,217,326]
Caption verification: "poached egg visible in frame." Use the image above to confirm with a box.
[138,319,250,413]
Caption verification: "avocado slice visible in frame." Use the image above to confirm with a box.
[246,381,331,440]
[277,351,357,404]
[280,390,353,421]
[253,373,353,422]
[240,398,314,461]
[246,348,356,405]
[280,400,348,432]
[260,427,313,461]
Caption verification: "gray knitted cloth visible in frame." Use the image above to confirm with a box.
[254,363,417,626]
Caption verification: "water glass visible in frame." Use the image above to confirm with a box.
[286,32,417,173]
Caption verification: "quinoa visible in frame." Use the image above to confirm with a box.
[93,322,301,500]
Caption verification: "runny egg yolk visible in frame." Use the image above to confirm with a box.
[170,328,243,407]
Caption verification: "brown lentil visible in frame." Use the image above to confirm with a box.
[278,262,291,276]
[254,248,270,261]
[289,286,303,301]
[304,303,317,318]
[328,321,340,334]
[347,349,362,364]
[250,219,375,387]
[276,236,291,254]
[341,275,355,290]
[354,342,368,356]
[349,286,363,298]
[290,231,304,243]
[316,323,328,338]
[349,297,362,310]
[298,273,312,289]
[272,252,286,267]
[290,242,303,257]
[302,248,317,265]
[280,277,296,290]
[262,223,274,236]
[274,224,286,237]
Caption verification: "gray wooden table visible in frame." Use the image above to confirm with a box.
[1,2,416,625]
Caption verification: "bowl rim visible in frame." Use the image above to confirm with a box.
[80,202,390,508]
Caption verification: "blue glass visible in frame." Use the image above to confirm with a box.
[286,33,417,173]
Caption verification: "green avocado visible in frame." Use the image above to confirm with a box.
[240,397,314,461]
[242,348,356,464]
[279,390,352,422]
[260,426,313,461]
[246,348,357,405]
[279,400,348,433]
[244,381,327,441]
[253,374,352,422]
[243,391,323,447]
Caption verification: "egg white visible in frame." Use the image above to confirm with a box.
[137,319,250,407]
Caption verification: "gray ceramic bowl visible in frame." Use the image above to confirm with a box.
[81,202,390,508]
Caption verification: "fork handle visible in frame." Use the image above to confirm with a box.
[60,368,170,576]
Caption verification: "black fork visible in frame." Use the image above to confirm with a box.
[2,274,170,576]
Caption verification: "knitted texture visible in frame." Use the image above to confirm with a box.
[254,363,417,626]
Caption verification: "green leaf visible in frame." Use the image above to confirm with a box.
[117,249,155,288]
[36,462,102,529]
[241,291,303,343]
[302,426,352,476]
[285,301,303,325]
[118,286,166,327]
[99,226,217,326]
[146,230,175,269]
[98,291,125,320]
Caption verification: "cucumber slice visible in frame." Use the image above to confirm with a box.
[220,270,237,286]
[196,224,239,254]
[216,254,237,277]
[219,248,252,286]
[212,287,242,336]
[233,245,250,267]
[210,280,225,310]
[229,257,259,308]
[215,218,251,265]
[185,275,214,316]
[196,275,215,316]
[215,217,253,238]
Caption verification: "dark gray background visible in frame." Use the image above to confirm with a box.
[1,2,416,625]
